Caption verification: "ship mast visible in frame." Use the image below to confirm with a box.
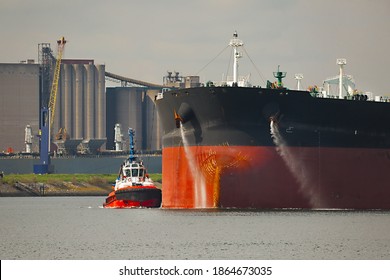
[229,31,244,86]
[337,58,346,99]
[295,74,303,90]
[273,65,287,88]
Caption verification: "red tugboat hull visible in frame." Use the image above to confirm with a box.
[103,187,162,208]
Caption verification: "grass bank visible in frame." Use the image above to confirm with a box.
[0,173,162,197]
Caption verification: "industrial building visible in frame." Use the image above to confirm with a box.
[0,60,164,154]
[0,44,198,156]
[0,62,40,153]
[163,71,200,88]
[54,60,106,154]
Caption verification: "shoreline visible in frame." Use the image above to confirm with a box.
[0,182,162,197]
[0,173,162,197]
[0,182,112,197]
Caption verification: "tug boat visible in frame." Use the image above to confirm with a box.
[103,129,162,208]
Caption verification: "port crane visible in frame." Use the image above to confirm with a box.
[48,37,66,130]
[34,37,66,174]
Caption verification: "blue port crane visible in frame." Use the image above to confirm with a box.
[33,37,66,174]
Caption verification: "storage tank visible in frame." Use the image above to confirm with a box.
[74,64,84,139]
[84,64,95,139]
[128,88,143,149]
[55,62,106,152]
[63,63,73,137]
[96,64,106,139]
[106,87,143,151]
[145,89,161,150]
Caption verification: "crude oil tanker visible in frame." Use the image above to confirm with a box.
[155,32,390,209]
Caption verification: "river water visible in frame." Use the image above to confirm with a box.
[0,197,389,260]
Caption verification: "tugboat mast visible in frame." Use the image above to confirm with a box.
[128,128,136,162]
[229,31,244,86]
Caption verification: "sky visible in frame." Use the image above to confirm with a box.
[1,0,389,95]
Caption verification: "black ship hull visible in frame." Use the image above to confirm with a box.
[156,86,390,209]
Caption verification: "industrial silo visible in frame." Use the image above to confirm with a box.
[84,64,95,140]
[73,64,84,139]
[63,63,73,136]
[54,60,106,154]
[106,87,143,151]
[128,88,143,148]
[145,89,161,151]
[96,64,106,140]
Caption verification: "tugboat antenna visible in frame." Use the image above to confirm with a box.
[128,128,136,162]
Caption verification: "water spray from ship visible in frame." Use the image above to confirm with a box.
[179,123,207,208]
[269,118,323,208]
[178,116,247,208]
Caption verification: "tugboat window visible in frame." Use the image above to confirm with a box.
[132,169,139,177]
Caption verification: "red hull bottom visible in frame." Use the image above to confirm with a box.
[103,191,161,208]
[162,146,390,209]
